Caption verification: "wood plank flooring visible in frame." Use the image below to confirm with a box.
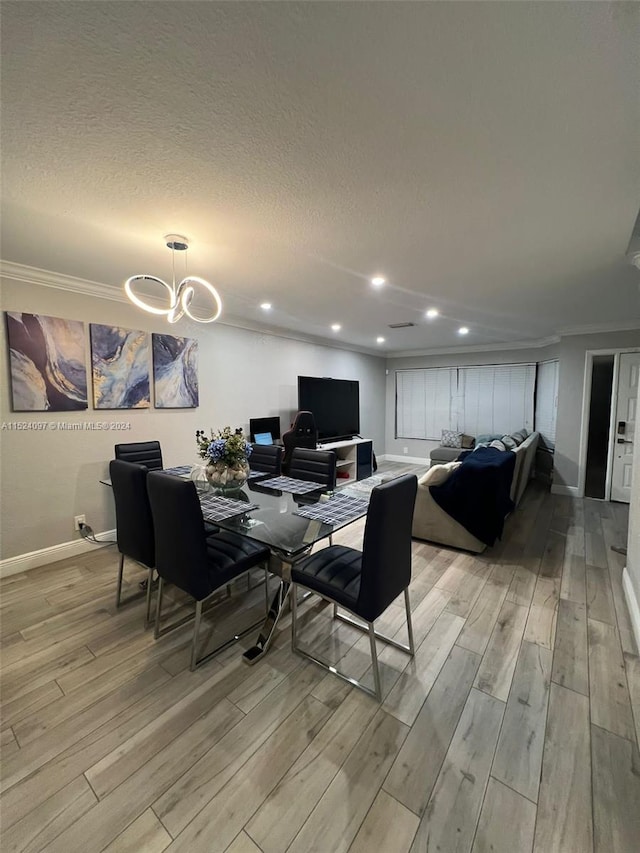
[1,478,638,852]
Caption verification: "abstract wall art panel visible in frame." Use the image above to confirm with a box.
[5,312,88,411]
[152,333,199,408]
[90,324,150,409]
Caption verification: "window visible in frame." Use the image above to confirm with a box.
[535,359,559,450]
[396,368,457,440]
[395,362,537,440]
[458,364,536,437]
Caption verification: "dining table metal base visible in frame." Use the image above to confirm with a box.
[242,578,292,664]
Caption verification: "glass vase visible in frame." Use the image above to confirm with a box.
[205,461,249,494]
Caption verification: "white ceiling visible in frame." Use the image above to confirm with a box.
[2,1,639,354]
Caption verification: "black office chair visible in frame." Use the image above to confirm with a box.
[288,447,337,490]
[290,474,418,700]
[114,441,163,471]
[282,411,317,474]
[147,472,271,670]
[249,443,283,476]
[109,460,155,626]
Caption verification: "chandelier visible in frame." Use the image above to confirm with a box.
[124,235,222,324]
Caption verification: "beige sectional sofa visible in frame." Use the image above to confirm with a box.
[412,432,539,553]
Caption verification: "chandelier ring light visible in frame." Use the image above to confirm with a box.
[124,235,222,324]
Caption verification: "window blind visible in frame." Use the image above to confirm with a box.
[396,368,457,440]
[535,359,559,450]
[458,364,536,436]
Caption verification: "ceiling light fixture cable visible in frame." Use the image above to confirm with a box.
[124,234,222,324]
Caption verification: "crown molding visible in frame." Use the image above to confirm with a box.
[0,259,134,303]
[555,319,640,336]
[385,335,560,359]
[0,259,383,359]
[3,260,636,359]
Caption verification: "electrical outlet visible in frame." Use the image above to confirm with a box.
[403,447,408,455]
[74,514,86,531]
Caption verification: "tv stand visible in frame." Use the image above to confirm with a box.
[318,437,373,482]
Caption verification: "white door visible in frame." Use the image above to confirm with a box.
[611,352,640,503]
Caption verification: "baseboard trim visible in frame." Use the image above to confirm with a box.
[550,484,581,497]
[0,530,116,578]
[383,454,428,465]
[622,567,640,655]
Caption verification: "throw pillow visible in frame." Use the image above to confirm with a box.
[501,434,517,450]
[461,433,475,449]
[441,429,462,448]
[509,432,524,446]
[418,461,461,487]
[489,439,507,451]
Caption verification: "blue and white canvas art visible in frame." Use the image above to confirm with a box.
[90,324,150,409]
[152,333,199,408]
[5,312,88,411]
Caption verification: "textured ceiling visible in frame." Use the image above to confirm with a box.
[2,1,639,354]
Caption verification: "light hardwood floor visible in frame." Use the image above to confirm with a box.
[1,475,639,853]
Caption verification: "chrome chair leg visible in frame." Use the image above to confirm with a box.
[291,584,415,701]
[115,554,125,608]
[190,600,203,671]
[144,566,154,628]
[404,588,415,655]
[291,582,299,648]
[368,621,382,702]
[154,576,165,640]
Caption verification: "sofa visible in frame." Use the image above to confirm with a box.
[412,431,539,553]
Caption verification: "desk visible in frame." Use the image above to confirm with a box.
[212,480,369,664]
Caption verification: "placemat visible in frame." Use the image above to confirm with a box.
[162,465,192,476]
[257,476,324,495]
[198,494,259,522]
[248,469,269,479]
[293,493,369,525]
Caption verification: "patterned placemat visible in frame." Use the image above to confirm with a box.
[198,494,259,522]
[162,465,193,476]
[257,476,324,495]
[293,493,369,525]
[248,469,269,479]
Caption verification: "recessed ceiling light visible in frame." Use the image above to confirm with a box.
[331,323,341,332]
[371,276,386,287]
[426,308,439,319]
[376,336,385,344]
[260,302,272,311]
[458,326,469,335]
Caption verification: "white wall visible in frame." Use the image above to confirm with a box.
[384,344,559,460]
[624,413,640,651]
[0,276,385,560]
[553,330,640,491]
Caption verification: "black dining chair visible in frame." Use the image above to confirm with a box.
[114,441,164,471]
[249,443,283,476]
[282,411,317,474]
[147,472,271,670]
[109,459,156,626]
[288,447,337,490]
[290,474,418,701]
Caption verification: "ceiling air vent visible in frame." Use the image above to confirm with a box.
[387,322,415,329]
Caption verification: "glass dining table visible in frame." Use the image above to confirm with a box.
[206,477,370,664]
[101,468,371,664]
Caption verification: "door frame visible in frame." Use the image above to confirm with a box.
[577,347,640,500]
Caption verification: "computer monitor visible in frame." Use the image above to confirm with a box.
[249,416,281,443]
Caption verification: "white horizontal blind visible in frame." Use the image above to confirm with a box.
[535,359,559,450]
[396,368,457,439]
[459,364,536,436]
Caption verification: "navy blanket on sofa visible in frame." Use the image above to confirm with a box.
[429,447,516,546]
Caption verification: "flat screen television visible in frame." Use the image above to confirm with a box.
[297,376,360,442]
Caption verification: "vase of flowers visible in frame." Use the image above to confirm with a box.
[196,426,252,493]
